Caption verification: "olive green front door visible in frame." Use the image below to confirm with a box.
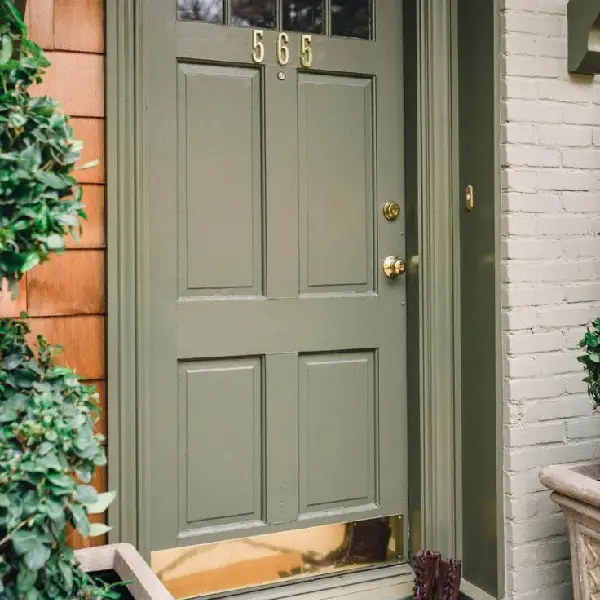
[142,0,406,554]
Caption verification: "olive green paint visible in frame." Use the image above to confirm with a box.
[416,0,458,558]
[457,0,499,596]
[402,0,422,560]
[567,0,600,75]
[105,0,138,547]
[139,1,407,553]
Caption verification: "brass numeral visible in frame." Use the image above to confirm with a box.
[252,29,265,63]
[251,30,313,67]
[300,34,313,67]
[277,32,290,66]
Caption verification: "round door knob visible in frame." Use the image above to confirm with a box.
[382,256,406,278]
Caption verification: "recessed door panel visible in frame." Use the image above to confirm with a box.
[299,74,374,294]
[177,64,263,296]
[299,352,376,513]
[179,358,264,529]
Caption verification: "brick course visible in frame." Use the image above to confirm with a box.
[502,1,600,598]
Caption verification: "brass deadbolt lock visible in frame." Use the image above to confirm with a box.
[382,256,406,278]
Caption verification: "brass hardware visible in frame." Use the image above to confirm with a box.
[300,34,313,67]
[152,515,405,599]
[465,184,474,211]
[383,201,400,221]
[383,256,406,278]
[277,32,290,65]
[251,29,265,63]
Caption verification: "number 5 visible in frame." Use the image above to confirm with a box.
[300,34,313,68]
[252,29,264,63]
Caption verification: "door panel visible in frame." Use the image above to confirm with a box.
[144,0,405,555]
[178,358,264,527]
[299,352,376,513]
[298,74,373,293]
[177,64,264,296]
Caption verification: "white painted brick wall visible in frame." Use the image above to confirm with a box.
[501,1,600,599]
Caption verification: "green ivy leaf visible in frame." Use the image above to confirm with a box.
[0,34,13,65]
[24,543,50,570]
[88,522,111,537]
[20,253,40,274]
[85,491,117,515]
[12,529,39,555]
[74,485,97,504]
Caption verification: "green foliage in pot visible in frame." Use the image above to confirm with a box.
[578,318,600,408]
[0,1,116,598]
[0,0,91,292]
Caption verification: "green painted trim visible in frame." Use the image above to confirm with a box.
[105,0,138,546]
[494,0,506,596]
[450,0,463,564]
[417,0,458,557]
[567,0,600,74]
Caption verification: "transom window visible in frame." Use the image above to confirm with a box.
[177,0,373,40]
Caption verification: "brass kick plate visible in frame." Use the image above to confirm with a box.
[152,515,405,599]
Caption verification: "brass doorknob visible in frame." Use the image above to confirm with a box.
[382,256,406,278]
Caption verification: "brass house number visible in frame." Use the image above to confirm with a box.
[252,30,313,67]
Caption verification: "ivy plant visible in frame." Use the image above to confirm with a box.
[578,318,600,408]
[0,1,117,598]
[0,0,90,291]
[0,318,118,599]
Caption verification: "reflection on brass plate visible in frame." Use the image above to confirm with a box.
[151,515,404,599]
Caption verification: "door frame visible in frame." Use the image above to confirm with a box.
[104,0,501,594]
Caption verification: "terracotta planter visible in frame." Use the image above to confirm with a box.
[75,544,173,600]
[540,461,600,600]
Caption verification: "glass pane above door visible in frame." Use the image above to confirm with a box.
[331,0,372,39]
[177,0,224,23]
[231,0,277,28]
[283,0,324,34]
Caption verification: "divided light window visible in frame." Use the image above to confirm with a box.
[176,0,373,40]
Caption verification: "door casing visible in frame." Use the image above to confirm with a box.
[104,0,505,597]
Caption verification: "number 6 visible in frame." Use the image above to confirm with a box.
[252,29,264,63]
[300,34,313,67]
[277,32,290,66]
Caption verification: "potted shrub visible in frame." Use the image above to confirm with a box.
[540,317,600,600]
[0,1,172,597]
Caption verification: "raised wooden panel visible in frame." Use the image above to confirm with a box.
[298,75,374,294]
[29,316,105,380]
[0,277,27,318]
[54,0,105,54]
[178,64,263,297]
[299,352,376,514]
[27,250,105,316]
[71,118,105,184]
[31,52,105,118]
[179,358,264,529]
[66,185,105,249]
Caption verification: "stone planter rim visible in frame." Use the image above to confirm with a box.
[540,459,600,510]
[75,543,173,600]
